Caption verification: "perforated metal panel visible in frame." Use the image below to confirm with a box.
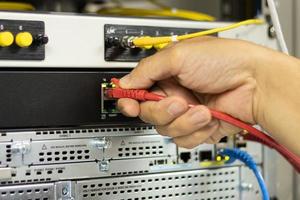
[0,126,156,142]
[76,167,240,200]
[0,157,177,186]
[0,135,175,167]
[0,183,54,200]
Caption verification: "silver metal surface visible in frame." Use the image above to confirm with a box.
[75,167,240,200]
[0,126,156,142]
[0,183,55,200]
[0,157,177,185]
[0,135,176,167]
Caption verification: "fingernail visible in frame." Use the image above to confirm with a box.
[189,109,209,124]
[120,75,131,88]
[167,102,186,116]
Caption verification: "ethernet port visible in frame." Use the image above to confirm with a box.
[219,137,228,143]
[156,159,165,165]
[199,150,212,162]
[101,82,119,114]
[102,99,118,113]
[180,152,191,163]
[236,142,247,148]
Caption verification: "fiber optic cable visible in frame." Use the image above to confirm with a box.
[97,7,216,22]
[123,19,264,48]
[0,2,35,11]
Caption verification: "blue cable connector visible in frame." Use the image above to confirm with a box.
[219,148,269,200]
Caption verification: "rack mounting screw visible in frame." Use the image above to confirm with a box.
[99,160,110,172]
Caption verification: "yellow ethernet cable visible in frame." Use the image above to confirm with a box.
[131,19,264,48]
[0,2,35,11]
[97,7,216,22]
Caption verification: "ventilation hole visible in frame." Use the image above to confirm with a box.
[43,188,49,192]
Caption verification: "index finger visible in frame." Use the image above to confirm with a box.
[119,47,182,89]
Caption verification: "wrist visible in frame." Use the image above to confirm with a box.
[251,46,300,133]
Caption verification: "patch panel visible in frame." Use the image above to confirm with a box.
[104,24,202,62]
[0,19,47,60]
[0,12,278,68]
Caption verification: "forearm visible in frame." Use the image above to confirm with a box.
[254,48,300,155]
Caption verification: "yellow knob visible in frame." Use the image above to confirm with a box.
[0,31,14,47]
[15,32,33,47]
[216,156,222,162]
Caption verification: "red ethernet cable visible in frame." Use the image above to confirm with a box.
[106,78,300,172]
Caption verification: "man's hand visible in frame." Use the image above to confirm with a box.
[117,36,300,155]
[117,37,261,148]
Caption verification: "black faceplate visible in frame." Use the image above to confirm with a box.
[0,19,45,60]
[104,24,202,62]
[0,70,142,130]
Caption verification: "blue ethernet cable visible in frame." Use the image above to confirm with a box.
[219,148,269,200]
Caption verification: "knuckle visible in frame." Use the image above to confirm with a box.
[155,126,169,136]
[169,46,184,72]
[139,103,161,125]
[165,125,181,137]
